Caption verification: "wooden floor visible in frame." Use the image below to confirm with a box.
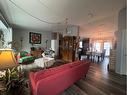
[60,58,126,95]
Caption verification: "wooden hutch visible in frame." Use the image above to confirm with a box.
[59,36,77,62]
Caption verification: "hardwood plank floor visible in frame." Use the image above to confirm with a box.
[60,58,126,95]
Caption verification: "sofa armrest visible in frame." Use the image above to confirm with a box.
[29,72,37,95]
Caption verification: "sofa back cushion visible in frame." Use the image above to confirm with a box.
[34,63,71,83]
[34,61,87,84]
[69,60,83,67]
[34,61,81,81]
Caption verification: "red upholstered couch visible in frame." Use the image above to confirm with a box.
[29,60,90,95]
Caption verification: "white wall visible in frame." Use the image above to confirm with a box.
[13,29,51,52]
[116,8,126,75]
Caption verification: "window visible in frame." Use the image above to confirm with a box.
[0,20,12,48]
[79,41,83,48]
[94,42,101,52]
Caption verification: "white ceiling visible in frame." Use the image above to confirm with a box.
[0,0,126,38]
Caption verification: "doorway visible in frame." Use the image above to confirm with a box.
[104,42,111,56]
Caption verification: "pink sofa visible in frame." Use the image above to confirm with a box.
[29,60,90,95]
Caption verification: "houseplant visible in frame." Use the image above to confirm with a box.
[2,67,25,95]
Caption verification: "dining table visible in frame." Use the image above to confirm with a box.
[86,51,103,62]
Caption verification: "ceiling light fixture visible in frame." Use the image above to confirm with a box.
[88,12,94,18]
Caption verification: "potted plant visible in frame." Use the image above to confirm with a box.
[2,67,25,95]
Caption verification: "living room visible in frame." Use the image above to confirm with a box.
[0,0,126,95]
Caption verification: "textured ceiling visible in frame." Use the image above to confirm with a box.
[0,0,126,38]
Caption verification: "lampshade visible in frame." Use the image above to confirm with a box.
[0,49,17,70]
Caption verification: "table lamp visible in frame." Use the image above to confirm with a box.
[0,49,17,70]
[0,49,18,83]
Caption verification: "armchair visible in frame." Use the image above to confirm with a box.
[17,51,35,64]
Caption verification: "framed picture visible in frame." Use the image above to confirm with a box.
[29,32,41,44]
